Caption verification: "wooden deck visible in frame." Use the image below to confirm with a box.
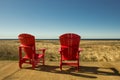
[0,61,120,80]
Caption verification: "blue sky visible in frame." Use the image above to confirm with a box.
[0,0,120,39]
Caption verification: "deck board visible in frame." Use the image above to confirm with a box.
[0,61,120,80]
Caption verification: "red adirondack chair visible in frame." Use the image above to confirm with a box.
[59,33,82,71]
[18,33,46,69]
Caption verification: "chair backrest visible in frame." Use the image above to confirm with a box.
[59,33,81,60]
[18,33,36,59]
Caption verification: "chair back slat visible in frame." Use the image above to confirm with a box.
[18,33,36,59]
[59,33,81,60]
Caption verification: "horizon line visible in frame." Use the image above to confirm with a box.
[0,38,120,40]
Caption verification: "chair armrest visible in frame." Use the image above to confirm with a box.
[37,48,46,51]
[19,45,34,59]
[59,46,68,52]
[36,48,46,54]
[78,48,83,51]
[58,46,68,54]
[78,48,83,54]
[58,48,62,52]
[20,45,31,48]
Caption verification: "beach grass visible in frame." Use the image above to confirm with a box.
[0,39,120,62]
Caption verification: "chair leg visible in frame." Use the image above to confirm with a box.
[77,59,79,71]
[77,65,79,71]
[60,61,62,71]
[60,55,62,71]
[43,57,45,65]
[32,65,35,69]
[32,61,35,69]
[60,64,62,71]
[19,61,22,68]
